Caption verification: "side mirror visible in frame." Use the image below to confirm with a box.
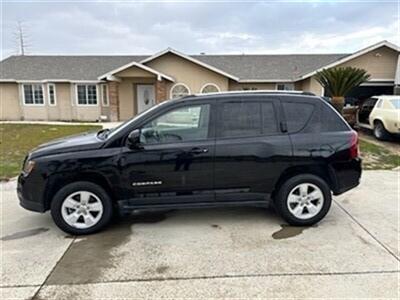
[127,129,142,149]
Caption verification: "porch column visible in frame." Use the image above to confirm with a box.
[108,81,120,121]
[394,54,400,95]
[155,79,168,103]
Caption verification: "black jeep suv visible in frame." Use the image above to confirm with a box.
[18,91,361,235]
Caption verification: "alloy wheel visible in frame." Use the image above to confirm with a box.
[61,191,104,229]
[287,183,324,220]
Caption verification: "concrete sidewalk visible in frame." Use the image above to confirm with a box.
[1,171,399,299]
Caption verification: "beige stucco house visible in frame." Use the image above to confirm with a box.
[1,40,399,122]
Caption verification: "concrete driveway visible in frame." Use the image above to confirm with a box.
[1,170,399,299]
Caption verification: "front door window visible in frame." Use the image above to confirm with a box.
[141,104,210,144]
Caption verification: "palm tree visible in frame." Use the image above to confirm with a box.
[315,67,370,114]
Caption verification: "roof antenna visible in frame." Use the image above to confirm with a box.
[14,21,30,56]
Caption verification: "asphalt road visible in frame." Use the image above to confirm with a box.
[1,170,399,299]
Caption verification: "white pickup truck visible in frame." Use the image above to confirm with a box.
[357,95,400,140]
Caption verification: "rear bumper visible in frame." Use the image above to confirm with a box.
[17,174,46,213]
[329,158,362,195]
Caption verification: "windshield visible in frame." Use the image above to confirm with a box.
[390,99,400,109]
[101,101,170,139]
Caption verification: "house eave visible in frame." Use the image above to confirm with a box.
[97,61,175,82]
[140,48,240,81]
[295,40,400,81]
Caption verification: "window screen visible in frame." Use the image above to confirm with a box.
[23,84,44,104]
[283,102,314,133]
[219,102,262,138]
[23,85,34,104]
[48,84,56,105]
[77,84,97,105]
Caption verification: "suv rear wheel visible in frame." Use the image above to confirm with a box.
[373,121,390,140]
[51,182,113,235]
[274,174,332,226]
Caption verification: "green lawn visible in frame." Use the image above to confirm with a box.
[359,139,399,170]
[0,124,102,180]
[0,124,398,180]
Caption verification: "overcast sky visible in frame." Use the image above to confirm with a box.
[1,0,398,59]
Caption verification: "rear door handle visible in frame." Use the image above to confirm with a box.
[190,147,208,154]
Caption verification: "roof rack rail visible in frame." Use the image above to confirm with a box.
[188,90,316,97]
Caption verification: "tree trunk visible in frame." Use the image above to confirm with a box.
[331,96,345,114]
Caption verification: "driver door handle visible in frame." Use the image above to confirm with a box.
[190,147,208,154]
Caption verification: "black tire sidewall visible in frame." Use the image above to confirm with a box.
[275,174,332,226]
[374,122,389,140]
[50,181,113,235]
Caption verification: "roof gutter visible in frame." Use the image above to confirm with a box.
[238,79,293,83]
[0,79,105,83]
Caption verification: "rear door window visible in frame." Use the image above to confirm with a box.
[282,102,314,133]
[218,101,262,138]
[361,98,377,110]
[262,102,279,134]
[390,99,400,109]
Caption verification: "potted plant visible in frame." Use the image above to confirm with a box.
[315,67,370,114]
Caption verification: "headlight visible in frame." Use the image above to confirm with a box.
[23,160,35,175]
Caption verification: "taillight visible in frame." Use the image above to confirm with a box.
[349,131,359,159]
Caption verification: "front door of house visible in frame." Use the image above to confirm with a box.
[137,85,155,113]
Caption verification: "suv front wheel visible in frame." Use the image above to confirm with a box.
[51,182,113,235]
[274,174,332,226]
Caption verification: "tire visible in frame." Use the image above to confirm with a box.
[50,181,113,235]
[274,174,332,226]
[373,121,390,140]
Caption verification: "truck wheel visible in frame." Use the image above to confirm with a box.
[373,121,390,140]
[274,174,332,226]
[51,182,113,235]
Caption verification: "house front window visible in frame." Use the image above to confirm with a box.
[201,83,220,94]
[170,83,190,99]
[23,84,44,105]
[77,84,98,105]
[48,84,56,106]
[101,84,109,106]
[277,83,294,91]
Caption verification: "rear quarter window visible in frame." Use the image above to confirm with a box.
[390,99,400,109]
[282,102,314,133]
[320,102,350,132]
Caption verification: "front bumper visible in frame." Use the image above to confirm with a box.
[17,174,46,213]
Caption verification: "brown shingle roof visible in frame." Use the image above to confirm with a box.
[0,53,348,81]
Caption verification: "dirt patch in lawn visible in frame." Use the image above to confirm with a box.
[359,139,400,170]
